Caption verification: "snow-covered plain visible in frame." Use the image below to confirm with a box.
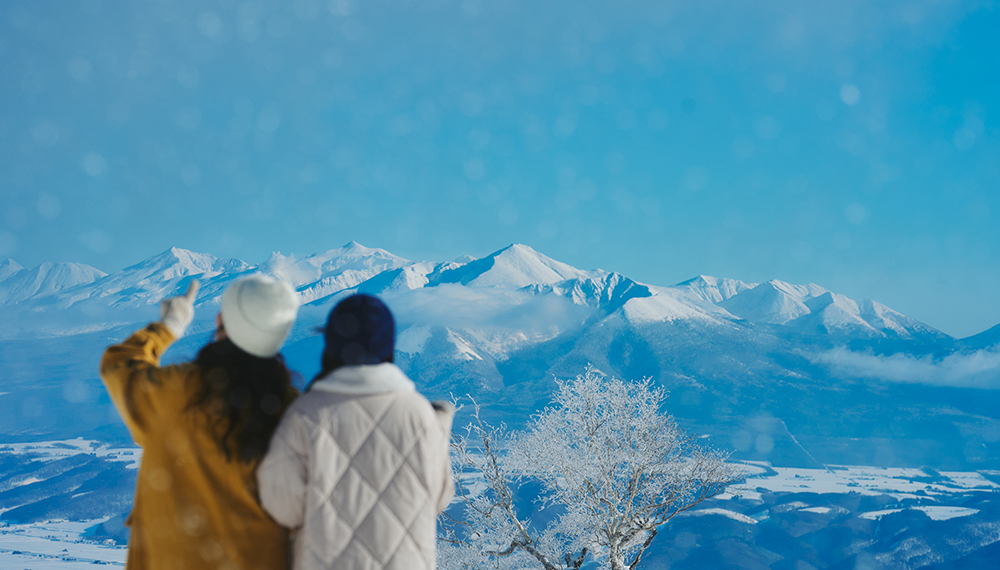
[0,519,125,568]
[858,506,980,521]
[1,453,991,566]
[725,461,1000,502]
[1,441,997,567]
[455,455,997,518]
[0,439,141,469]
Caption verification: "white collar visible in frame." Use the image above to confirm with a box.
[310,363,415,395]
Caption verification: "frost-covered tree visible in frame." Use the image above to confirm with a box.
[440,366,744,570]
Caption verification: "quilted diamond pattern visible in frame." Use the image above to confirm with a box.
[352,427,406,492]
[356,500,407,564]
[329,468,380,529]
[379,462,429,528]
[308,428,349,495]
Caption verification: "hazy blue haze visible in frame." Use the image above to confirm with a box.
[1,0,998,337]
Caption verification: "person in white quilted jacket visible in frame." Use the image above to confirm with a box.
[257,294,455,570]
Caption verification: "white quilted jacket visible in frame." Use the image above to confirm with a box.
[257,363,454,570]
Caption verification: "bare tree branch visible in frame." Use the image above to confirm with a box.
[439,367,745,570]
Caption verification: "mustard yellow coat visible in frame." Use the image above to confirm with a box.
[100,323,292,570]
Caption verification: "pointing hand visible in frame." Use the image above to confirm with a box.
[160,280,200,338]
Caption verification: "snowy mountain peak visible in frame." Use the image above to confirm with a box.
[262,251,289,265]
[525,271,651,313]
[259,252,300,282]
[341,240,369,252]
[137,247,221,279]
[0,259,24,282]
[790,292,875,335]
[767,279,829,300]
[714,279,944,339]
[858,299,946,339]
[273,243,411,303]
[356,261,452,296]
[433,243,592,288]
[720,281,813,325]
[0,261,106,304]
[300,242,409,271]
[674,275,757,303]
[325,241,401,259]
[502,243,535,255]
[804,291,858,313]
[25,248,242,310]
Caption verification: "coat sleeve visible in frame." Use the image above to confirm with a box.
[257,407,310,529]
[432,402,456,513]
[99,323,179,447]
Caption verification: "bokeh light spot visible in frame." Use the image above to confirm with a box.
[80,153,107,176]
[840,84,861,105]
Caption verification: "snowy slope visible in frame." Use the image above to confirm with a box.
[720,280,818,325]
[294,241,408,282]
[714,279,945,339]
[959,322,1000,349]
[275,242,411,303]
[0,261,106,304]
[542,276,742,325]
[356,261,460,296]
[618,289,732,324]
[789,292,879,336]
[0,259,24,282]
[523,272,651,313]
[858,299,945,339]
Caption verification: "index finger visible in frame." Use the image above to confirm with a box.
[184,279,200,301]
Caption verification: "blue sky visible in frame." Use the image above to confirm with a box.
[1,0,998,338]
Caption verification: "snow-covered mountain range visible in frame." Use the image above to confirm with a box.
[1,242,997,473]
[0,242,954,342]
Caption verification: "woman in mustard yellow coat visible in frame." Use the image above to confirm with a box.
[100,275,299,570]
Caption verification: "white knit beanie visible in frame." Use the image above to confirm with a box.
[220,275,299,358]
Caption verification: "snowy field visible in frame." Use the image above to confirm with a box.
[0,439,138,567]
[454,457,1000,523]
[453,457,1000,505]
[0,519,125,568]
[3,437,998,566]
[0,439,141,470]
[727,461,1000,501]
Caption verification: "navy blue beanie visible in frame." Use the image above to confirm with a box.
[322,294,395,367]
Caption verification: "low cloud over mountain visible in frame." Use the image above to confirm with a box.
[809,346,1000,389]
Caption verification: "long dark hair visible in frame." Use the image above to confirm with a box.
[188,338,294,463]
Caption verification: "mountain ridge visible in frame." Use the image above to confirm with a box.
[0,260,106,304]
[0,242,975,342]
